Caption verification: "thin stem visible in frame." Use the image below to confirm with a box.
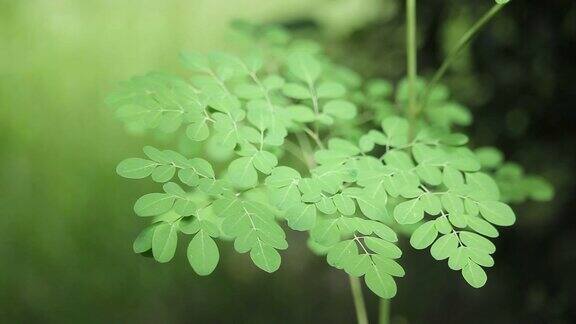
[406,0,418,121]
[379,299,390,324]
[303,126,325,150]
[349,276,369,324]
[419,2,507,112]
[294,132,316,169]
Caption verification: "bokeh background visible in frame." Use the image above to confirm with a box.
[1,0,575,323]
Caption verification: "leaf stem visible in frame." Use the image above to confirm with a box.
[406,0,418,122]
[294,132,316,169]
[378,298,390,324]
[419,2,507,112]
[303,126,325,150]
[349,276,369,324]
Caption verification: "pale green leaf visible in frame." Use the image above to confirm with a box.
[151,165,176,183]
[410,220,438,250]
[253,151,278,174]
[394,198,424,225]
[462,262,487,288]
[323,100,357,120]
[365,263,397,299]
[228,157,258,188]
[117,158,157,179]
[152,222,178,263]
[134,193,175,217]
[365,237,402,259]
[187,230,220,276]
[285,203,317,231]
[430,233,459,260]
[250,242,281,273]
[478,201,516,226]
[133,226,155,253]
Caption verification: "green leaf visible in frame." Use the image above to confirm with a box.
[285,203,317,231]
[253,151,278,174]
[466,247,495,267]
[178,169,199,186]
[270,184,302,210]
[448,246,469,271]
[345,254,371,277]
[287,105,316,122]
[233,83,264,99]
[228,157,258,189]
[475,147,503,169]
[327,240,358,269]
[372,255,405,277]
[410,220,438,250]
[381,116,409,147]
[459,231,496,254]
[287,52,321,84]
[265,166,301,188]
[116,158,157,179]
[179,217,201,234]
[190,158,215,179]
[442,166,464,189]
[317,82,346,98]
[186,120,210,141]
[365,237,402,259]
[435,216,453,234]
[478,201,516,226]
[152,222,178,263]
[133,226,155,253]
[143,146,171,164]
[333,194,356,216]
[441,193,464,216]
[151,165,176,182]
[323,100,357,120]
[449,213,467,228]
[187,230,220,276]
[466,215,499,238]
[343,187,388,220]
[394,198,424,224]
[430,233,459,260]
[282,83,311,99]
[315,196,337,214]
[420,193,442,215]
[134,193,175,217]
[365,263,397,299]
[311,217,340,246]
[462,262,487,288]
[173,198,196,216]
[298,178,322,203]
[383,151,414,171]
[250,242,281,273]
[416,165,442,186]
[466,172,500,201]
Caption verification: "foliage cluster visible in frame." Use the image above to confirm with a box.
[108,22,552,299]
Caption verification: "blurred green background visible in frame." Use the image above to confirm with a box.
[1,0,575,323]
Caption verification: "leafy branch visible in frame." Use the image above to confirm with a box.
[107,2,553,322]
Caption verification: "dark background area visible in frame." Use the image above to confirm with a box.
[1,0,574,323]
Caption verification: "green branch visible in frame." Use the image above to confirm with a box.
[419,2,508,113]
[349,276,369,324]
[406,0,418,121]
[379,298,390,324]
